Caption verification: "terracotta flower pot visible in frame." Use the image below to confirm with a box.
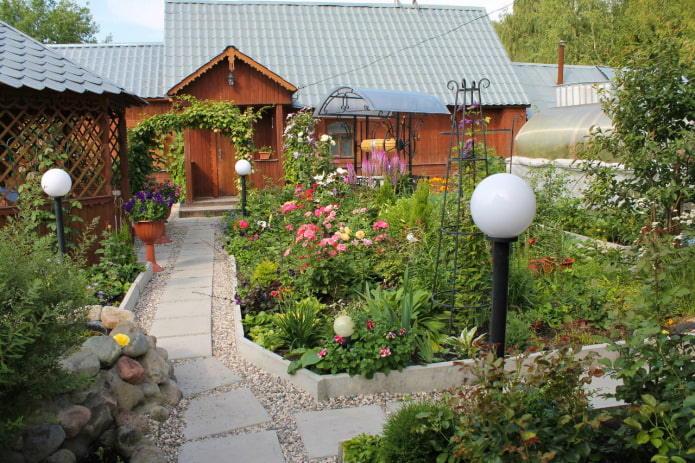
[133,220,165,272]
[156,206,173,244]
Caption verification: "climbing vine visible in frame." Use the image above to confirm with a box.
[128,95,265,193]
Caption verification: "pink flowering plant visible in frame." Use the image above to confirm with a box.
[287,310,419,379]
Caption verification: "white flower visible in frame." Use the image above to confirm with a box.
[258,220,268,228]
[320,134,331,142]
[406,233,419,243]
[336,167,348,175]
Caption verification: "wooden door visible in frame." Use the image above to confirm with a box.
[186,129,216,199]
[216,133,239,196]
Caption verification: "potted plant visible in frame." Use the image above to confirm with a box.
[257,146,273,160]
[122,190,169,271]
[144,178,183,243]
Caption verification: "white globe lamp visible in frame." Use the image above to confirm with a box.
[234,159,252,216]
[333,315,355,338]
[40,168,73,254]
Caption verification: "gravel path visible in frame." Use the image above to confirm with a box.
[132,220,440,462]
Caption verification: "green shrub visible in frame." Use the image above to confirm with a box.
[0,216,91,445]
[342,433,384,463]
[273,297,325,349]
[251,260,280,287]
[379,400,454,463]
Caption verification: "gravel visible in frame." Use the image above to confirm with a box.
[131,219,441,463]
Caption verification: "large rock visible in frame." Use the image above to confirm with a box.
[115,409,149,434]
[158,378,183,406]
[130,443,167,463]
[22,423,66,463]
[101,306,134,329]
[57,406,91,439]
[110,322,149,358]
[60,351,101,378]
[43,449,76,463]
[139,349,171,385]
[115,425,143,458]
[78,403,114,442]
[86,305,102,321]
[117,356,146,385]
[103,369,144,411]
[82,336,121,367]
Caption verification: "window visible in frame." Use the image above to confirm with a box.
[327,122,353,158]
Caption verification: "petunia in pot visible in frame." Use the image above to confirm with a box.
[122,190,169,272]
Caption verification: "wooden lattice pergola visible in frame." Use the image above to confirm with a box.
[0,88,139,261]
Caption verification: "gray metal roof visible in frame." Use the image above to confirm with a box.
[0,21,141,100]
[165,1,530,108]
[511,62,614,116]
[49,43,164,99]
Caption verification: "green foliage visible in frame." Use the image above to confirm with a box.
[605,320,695,461]
[0,0,99,44]
[379,400,455,463]
[447,346,606,463]
[282,108,336,186]
[129,96,264,193]
[273,297,325,350]
[0,216,91,444]
[86,226,143,305]
[342,433,384,463]
[442,326,486,359]
[251,260,280,287]
[164,132,187,200]
[495,0,695,65]
[581,29,695,237]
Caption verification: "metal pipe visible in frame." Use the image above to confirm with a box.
[557,40,566,85]
[489,236,516,359]
[54,196,66,254]
[240,175,247,216]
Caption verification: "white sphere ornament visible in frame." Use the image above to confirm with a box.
[235,159,252,176]
[41,168,72,197]
[333,315,355,337]
[470,173,536,239]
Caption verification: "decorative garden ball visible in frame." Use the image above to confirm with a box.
[333,315,355,338]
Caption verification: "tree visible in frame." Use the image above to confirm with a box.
[581,29,695,236]
[0,0,99,44]
[495,0,695,65]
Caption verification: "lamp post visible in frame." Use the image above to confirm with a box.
[41,168,73,254]
[235,159,252,216]
[470,173,536,359]
[333,315,355,346]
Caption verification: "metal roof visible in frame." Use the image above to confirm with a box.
[0,21,142,101]
[314,86,450,117]
[165,1,529,108]
[49,43,165,99]
[511,62,614,117]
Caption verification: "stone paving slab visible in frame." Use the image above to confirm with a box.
[184,388,271,440]
[159,287,211,304]
[164,276,213,292]
[175,357,243,396]
[155,299,210,318]
[157,334,212,361]
[178,430,284,463]
[294,405,387,459]
[149,316,210,338]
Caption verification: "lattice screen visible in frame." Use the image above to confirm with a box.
[0,96,123,207]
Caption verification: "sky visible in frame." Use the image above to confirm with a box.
[78,0,514,43]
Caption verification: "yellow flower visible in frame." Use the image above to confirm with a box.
[113,333,130,347]
[661,330,670,335]
[355,230,365,239]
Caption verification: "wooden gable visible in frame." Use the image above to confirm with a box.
[168,46,296,105]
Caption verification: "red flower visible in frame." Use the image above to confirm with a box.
[317,349,327,358]
[528,238,537,246]
[334,335,344,344]
[366,320,375,331]
[380,347,391,357]
[399,328,407,336]
[270,290,280,297]
[238,220,249,229]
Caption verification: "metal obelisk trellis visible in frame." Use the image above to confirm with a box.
[431,79,493,334]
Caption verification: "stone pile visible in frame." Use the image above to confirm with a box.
[3,306,182,463]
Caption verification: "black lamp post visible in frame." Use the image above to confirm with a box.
[41,168,73,254]
[470,173,536,359]
[235,159,252,216]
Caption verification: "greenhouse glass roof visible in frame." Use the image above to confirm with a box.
[314,86,450,118]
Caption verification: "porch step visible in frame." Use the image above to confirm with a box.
[179,196,240,218]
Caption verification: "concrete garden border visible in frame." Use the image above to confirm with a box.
[119,262,153,312]
[230,257,623,403]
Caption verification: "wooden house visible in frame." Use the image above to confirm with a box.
[0,21,145,260]
[52,1,530,201]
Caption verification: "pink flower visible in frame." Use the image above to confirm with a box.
[334,335,344,344]
[283,248,291,257]
[380,347,391,357]
[366,320,374,331]
[238,220,249,229]
[270,290,280,297]
[399,328,407,335]
[386,332,396,340]
[317,349,327,358]
[285,224,294,231]
[282,202,298,214]
[336,243,347,252]
[362,239,373,246]
[373,220,389,230]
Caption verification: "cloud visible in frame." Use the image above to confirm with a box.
[104,0,164,31]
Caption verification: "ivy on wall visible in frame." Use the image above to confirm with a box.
[128,95,266,194]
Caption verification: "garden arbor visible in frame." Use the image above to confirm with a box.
[314,86,450,177]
